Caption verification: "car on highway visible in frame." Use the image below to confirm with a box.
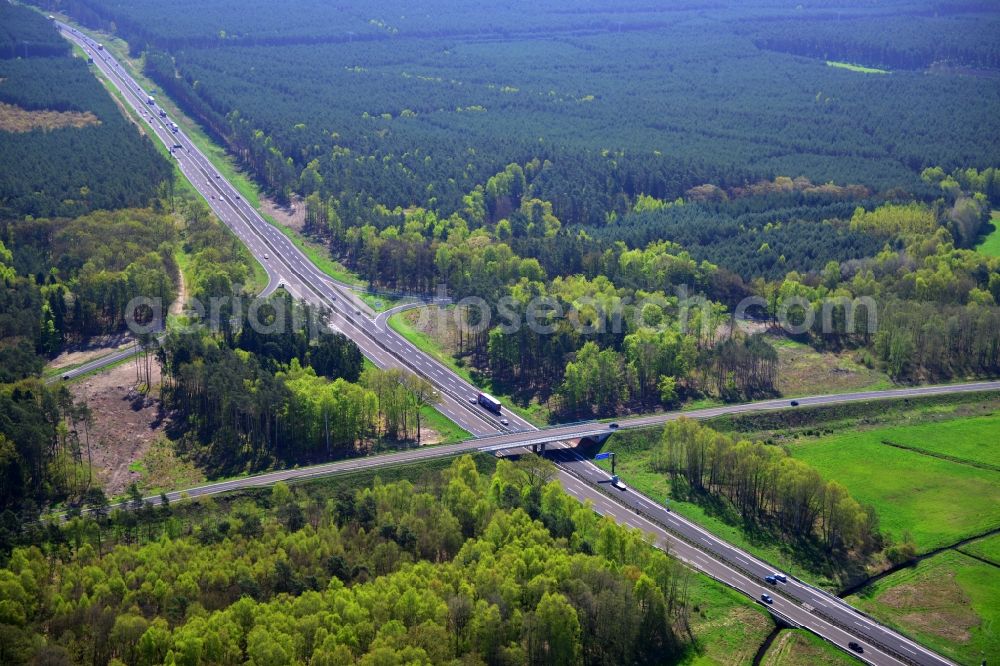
[264,254,269,260]
[61,373,70,381]
[764,575,777,584]
[790,400,799,406]
[611,478,627,491]
[608,422,619,429]
[848,642,864,654]
[500,418,509,426]
[469,397,477,404]
[773,573,787,583]
[760,593,773,604]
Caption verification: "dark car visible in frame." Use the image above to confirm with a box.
[848,642,864,654]
[790,400,799,407]
[760,593,773,604]
[608,422,619,429]
[764,575,777,585]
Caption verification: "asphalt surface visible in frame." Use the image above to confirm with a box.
[48,343,145,383]
[57,22,985,666]
[60,23,515,437]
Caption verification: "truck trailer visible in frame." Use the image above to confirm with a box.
[477,392,502,414]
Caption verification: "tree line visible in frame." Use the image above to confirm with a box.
[0,378,95,516]
[653,419,884,557]
[759,189,1000,380]
[160,296,442,475]
[753,12,1000,71]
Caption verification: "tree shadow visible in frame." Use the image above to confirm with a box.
[679,484,867,585]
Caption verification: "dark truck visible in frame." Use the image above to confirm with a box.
[477,392,502,414]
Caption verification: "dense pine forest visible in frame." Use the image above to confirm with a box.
[0,43,170,218]
[47,0,1000,220]
[25,0,1000,409]
[0,3,68,58]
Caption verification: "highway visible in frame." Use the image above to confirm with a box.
[58,22,514,439]
[55,21,982,666]
[51,342,145,383]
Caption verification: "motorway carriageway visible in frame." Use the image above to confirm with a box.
[57,21,987,666]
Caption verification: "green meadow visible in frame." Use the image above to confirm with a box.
[976,210,1000,257]
[848,550,1000,666]
[826,60,889,74]
[789,424,1000,552]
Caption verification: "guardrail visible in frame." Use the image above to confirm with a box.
[556,460,935,666]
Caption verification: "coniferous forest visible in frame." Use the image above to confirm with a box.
[0,17,171,218]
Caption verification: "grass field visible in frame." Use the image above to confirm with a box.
[826,60,890,74]
[958,532,1000,567]
[415,405,471,445]
[789,425,1000,553]
[681,574,775,665]
[594,398,1000,588]
[976,210,1000,257]
[769,336,892,398]
[708,390,1000,442]
[847,550,1000,666]
[866,413,1000,469]
[760,629,856,666]
[129,438,205,495]
[790,422,1000,552]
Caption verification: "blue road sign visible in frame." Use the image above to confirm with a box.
[594,452,612,461]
